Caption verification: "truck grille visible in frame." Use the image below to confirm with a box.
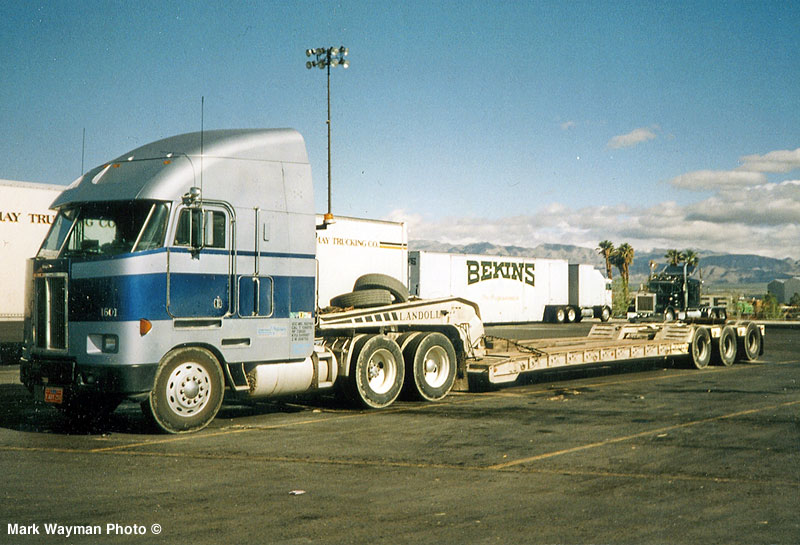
[636,294,656,313]
[34,274,68,351]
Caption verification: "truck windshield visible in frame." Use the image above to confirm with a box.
[37,201,170,258]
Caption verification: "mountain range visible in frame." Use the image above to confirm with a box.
[410,240,800,293]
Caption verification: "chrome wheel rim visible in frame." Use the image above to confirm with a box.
[422,346,449,388]
[366,348,397,394]
[166,362,212,416]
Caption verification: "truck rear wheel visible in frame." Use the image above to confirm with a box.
[737,322,762,362]
[600,306,611,322]
[348,335,404,409]
[690,327,711,369]
[146,347,224,434]
[565,306,577,323]
[712,325,737,366]
[402,332,456,401]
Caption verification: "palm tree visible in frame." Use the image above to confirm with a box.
[612,242,635,304]
[614,243,635,285]
[683,249,699,268]
[665,249,683,266]
[597,240,615,280]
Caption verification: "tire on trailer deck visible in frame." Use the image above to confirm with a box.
[565,306,577,323]
[554,306,566,324]
[353,273,410,303]
[690,327,712,369]
[600,306,611,322]
[330,289,393,309]
[145,346,225,434]
[711,325,737,367]
[345,335,405,409]
[737,322,762,362]
[401,332,457,401]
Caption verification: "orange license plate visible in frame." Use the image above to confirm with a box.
[44,386,64,404]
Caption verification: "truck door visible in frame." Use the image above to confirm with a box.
[167,205,233,318]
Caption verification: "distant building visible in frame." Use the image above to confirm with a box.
[767,277,800,304]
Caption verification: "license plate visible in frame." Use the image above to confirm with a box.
[44,386,64,404]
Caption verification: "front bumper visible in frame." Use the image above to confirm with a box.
[20,356,158,401]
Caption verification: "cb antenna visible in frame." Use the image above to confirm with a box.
[81,128,86,175]
[200,96,204,195]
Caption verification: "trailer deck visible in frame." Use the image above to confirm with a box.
[468,321,764,386]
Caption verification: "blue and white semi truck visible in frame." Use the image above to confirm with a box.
[20,129,764,433]
[20,129,487,433]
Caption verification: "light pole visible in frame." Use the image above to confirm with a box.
[305,46,349,224]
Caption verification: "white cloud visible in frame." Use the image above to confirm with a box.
[389,180,800,259]
[560,121,577,130]
[387,147,800,260]
[739,148,800,173]
[669,169,766,190]
[608,127,657,149]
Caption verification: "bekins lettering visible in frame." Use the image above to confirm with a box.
[467,260,535,287]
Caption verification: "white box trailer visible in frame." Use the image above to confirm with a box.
[409,251,611,323]
[315,215,407,308]
[0,180,63,351]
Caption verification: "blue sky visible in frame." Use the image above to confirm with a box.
[2,1,799,258]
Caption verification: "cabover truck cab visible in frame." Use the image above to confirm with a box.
[20,129,485,433]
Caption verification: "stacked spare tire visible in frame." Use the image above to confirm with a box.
[330,273,410,309]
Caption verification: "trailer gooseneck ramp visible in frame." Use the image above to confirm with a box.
[468,321,765,386]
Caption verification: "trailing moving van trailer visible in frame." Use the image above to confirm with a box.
[20,129,764,434]
[408,251,612,324]
[0,180,63,363]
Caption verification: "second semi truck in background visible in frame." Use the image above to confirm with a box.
[409,251,612,323]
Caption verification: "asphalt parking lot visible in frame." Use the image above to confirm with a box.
[1,323,798,544]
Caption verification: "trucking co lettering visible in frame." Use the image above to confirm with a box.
[467,260,535,287]
[0,212,54,224]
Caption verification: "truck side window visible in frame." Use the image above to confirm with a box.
[174,209,201,247]
[174,208,226,249]
[206,211,226,249]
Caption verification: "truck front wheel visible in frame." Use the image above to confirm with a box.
[347,335,404,409]
[402,332,456,401]
[146,347,224,434]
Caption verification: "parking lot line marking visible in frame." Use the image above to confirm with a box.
[88,411,374,452]
[4,443,797,489]
[487,399,800,470]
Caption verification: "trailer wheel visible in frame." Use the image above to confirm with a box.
[331,289,393,309]
[737,322,762,362]
[353,274,409,303]
[146,347,224,434]
[565,306,577,323]
[600,306,611,322]
[347,335,404,409]
[402,332,456,401]
[712,325,737,367]
[690,327,711,369]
